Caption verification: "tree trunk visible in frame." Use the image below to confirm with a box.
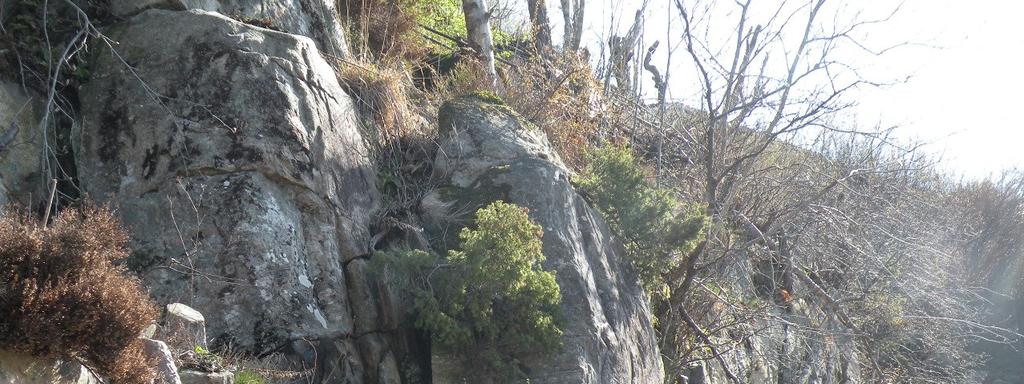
[462,0,497,87]
[528,0,553,55]
[560,0,585,52]
[607,10,643,92]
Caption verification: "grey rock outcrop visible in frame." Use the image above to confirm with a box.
[157,303,209,352]
[0,81,42,208]
[75,9,382,380]
[0,350,99,384]
[420,96,664,383]
[141,338,183,384]
[179,370,234,384]
[684,308,860,384]
[109,0,188,17]
[109,0,349,58]
[684,255,861,384]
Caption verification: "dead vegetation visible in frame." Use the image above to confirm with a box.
[339,0,424,61]
[498,54,602,169]
[335,58,424,146]
[0,205,158,383]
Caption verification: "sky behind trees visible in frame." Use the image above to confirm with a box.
[852,0,1024,179]
[527,0,1024,179]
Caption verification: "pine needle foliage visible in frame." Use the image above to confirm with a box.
[577,144,706,297]
[376,201,562,379]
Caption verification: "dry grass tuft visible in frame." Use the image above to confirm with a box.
[499,55,602,169]
[340,0,424,61]
[335,58,428,147]
[422,58,494,104]
[421,54,602,168]
[333,57,441,232]
[223,351,313,384]
[0,205,158,383]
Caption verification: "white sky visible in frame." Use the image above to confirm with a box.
[524,0,1024,179]
[851,0,1024,179]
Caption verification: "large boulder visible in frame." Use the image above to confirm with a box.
[420,96,664,383]
[109,0,349,58]
[0,81,42,208]
[75,9,379,378]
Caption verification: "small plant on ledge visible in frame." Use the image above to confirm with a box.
[375,200,563,379]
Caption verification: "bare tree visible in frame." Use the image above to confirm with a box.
[664,0,907,312]
[623,0,1021,382]
[604,9,644,93]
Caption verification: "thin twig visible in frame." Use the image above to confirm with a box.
[42,178,57,226]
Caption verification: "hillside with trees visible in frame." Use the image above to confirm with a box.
[1,0,1022,383]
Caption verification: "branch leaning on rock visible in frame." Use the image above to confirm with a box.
[62,1,239,130]
[18,0,242,209]
[680,308,742,384]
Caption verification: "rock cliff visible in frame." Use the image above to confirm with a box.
[0,0,874,381]
[74,8,390,382]
[421,97,663,383]
[20,5,666,383]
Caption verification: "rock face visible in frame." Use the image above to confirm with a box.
[69,6,661,384]
[75,9,386,380]
[109,0,349,58]
[0,81,42,208]
[685,310,860,384]
[0,350,98,384]
[420,96,664,383]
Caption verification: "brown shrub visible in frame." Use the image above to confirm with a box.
[0,205,157,383]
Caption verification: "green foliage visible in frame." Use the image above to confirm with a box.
[411,0,465,43]
[577,144,706,297]
[470,90,505,105]
[411,0,520,54]
[235,370,267,384]
[376,201,562,378]
[180,344,224,372]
